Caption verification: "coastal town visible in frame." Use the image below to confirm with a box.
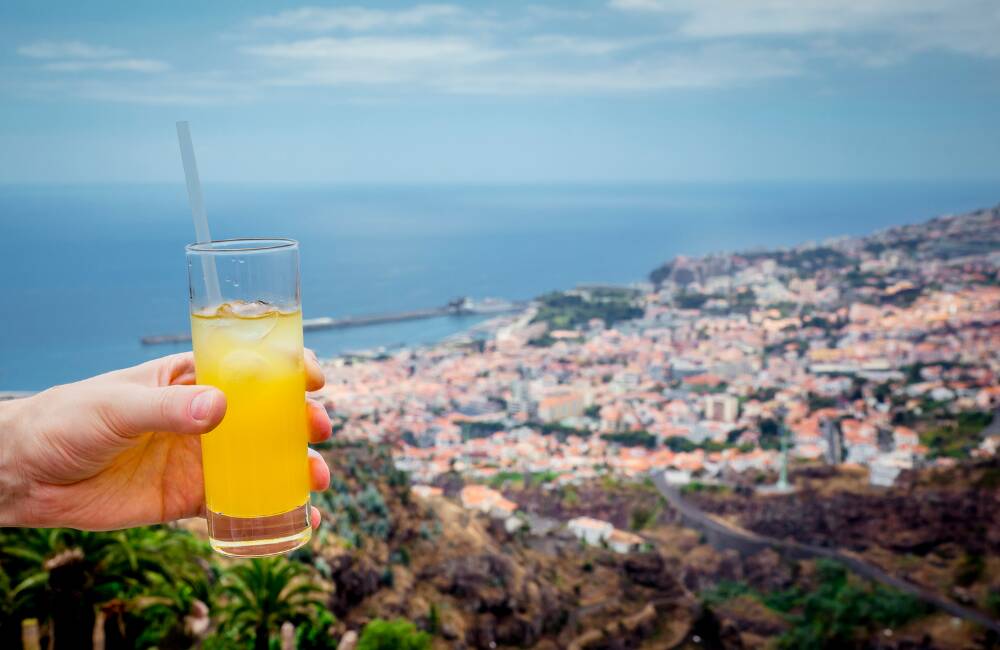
[313,205,1000,550]
[1,206,997,649]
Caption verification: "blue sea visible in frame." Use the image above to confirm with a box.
[1,181,998,390]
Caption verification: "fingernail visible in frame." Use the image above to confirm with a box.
[190,391,216,421]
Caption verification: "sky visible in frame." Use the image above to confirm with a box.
[0,0,998,184]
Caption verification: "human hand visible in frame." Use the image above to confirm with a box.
[0,351,331,530]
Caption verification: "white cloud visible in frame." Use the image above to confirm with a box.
[245,36,501,65]
[17,40,125,60]
[244,31,798,94]
[528,34,648,56]
[42,59,170,73]
[609,0,1000,58]
[17,40,169,74]
[245,36,506,87]
[251,4,463,31]
[442,44,801,93]
[13,1,998,106]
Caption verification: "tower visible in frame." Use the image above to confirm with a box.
[822,417,842,465]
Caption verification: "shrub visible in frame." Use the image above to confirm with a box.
[356,618,431,650]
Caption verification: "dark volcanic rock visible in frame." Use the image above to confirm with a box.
[743,549,796,593]
[328,554,382,617]
[624,552,688,597]
[420,552,568,648]
[690,459,1000,557]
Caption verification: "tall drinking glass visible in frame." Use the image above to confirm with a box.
[186,239,311,557]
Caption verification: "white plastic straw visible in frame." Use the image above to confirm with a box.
[176,121,222,305]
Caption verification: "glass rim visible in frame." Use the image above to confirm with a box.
[186,238,298,253]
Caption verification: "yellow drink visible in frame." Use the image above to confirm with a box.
[191,302,310,524]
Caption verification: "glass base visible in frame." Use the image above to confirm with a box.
[207,502,311,557]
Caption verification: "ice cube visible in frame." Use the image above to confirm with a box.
[215,301,279,341]
[219,300,275,318]
[220,349,270,383]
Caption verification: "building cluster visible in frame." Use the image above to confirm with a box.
[314,208,1000,497]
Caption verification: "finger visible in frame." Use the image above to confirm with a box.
[307,399,332,443]
[162,352,197,386]
[101,385,226,438]
[308,448,330,492]
[305,349,324,392]
[106,352,196,386]
[310,506,322,529]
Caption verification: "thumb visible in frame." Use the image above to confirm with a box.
[107,385,227,437]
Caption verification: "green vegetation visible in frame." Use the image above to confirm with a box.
[603,431,657,448]
[953,553,985,587]
[218,557,327,650]
[675,292,712,310]
[701,580,753,606]
[687,381,729,395]
[0,526,212,648]
[487,471,525,488]
[527,334,557,347]
[671,287,757,314]
[602,430,749,453]
[702,560,929,649]
[664,436,742,454]
[758,418,782,450]
[459,420,505,440]
[764,338,809,357]
[732,288,757,312]
[357,618,431,650]
[680,481,729,496]
[974,465,1000,490]
[487,469,561,489]
[749,247,850,276]
[0,525,337,650]
[987,589,1000,618]
[629,502,663,531]
[427,603,441,635]
[881,286,922,307]
[920,411,991,459]
[539,421,591,439]
[807,393,838,411]
[776,560,929,648]
[0,442,440,649]
[532,290,643,329]
[585,286,642,300]
[648,260,677,286]
[748,387,779,402]
[528,470,561,486]
[844,269,885,289]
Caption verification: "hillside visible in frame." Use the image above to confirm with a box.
[685,459,1000,626]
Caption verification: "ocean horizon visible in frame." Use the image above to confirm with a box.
[2,180,999,391]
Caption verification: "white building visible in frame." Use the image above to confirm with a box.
[704,394,739,423]
[567,517,614,546]
[845,442,879,465]
[608,530,645,554]
[869,452,914,487]
[567,517,644,554]
[870,458,903,487]
[662,469,692,485]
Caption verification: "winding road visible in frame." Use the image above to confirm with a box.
[651,472,1000,634]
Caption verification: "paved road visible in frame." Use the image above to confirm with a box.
[651,472,1000,634]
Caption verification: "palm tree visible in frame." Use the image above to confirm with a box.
[217,556,327,650]
[0,526,210,649]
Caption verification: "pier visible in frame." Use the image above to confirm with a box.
[140,297,525,346]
